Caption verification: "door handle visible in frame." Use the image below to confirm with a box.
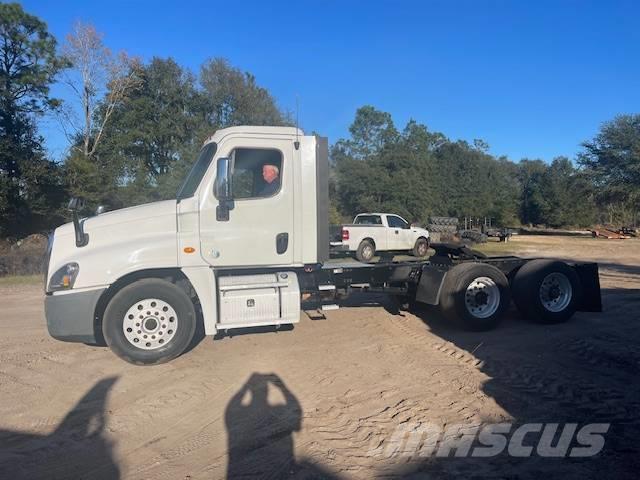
[276,233,289,254]
[395,230,399,234]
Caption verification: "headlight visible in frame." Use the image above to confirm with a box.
[48,263,79,292]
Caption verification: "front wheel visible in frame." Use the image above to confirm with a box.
[102,278,197,365]
[412,237,430,257]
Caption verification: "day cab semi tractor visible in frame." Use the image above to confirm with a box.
[44,126,602,365]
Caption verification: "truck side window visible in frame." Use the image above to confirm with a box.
[231,148,283,199]
[388,216,409,229]
[354,215,382,225]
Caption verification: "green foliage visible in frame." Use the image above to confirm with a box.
[66,56,291,211]
[579,114,640,224]
[200,58,289,128]
[333,108,597,228]
[0,3,66,236]
[0,3,64,114]
[0,7,634,237]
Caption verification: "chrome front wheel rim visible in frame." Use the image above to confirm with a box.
[123,298,178,350]
[465,276,500,318]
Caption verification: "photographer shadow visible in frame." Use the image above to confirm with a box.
[225,373,340,479]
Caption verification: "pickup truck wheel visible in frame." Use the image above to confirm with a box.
[440,263,510,331]
[356,240,375,262]
[512,259,581,324]
[102,279,196,365]
[413,238,429,257]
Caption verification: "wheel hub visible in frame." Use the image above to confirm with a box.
[143,317,158,331]
[123,298,178,350]
[465,276,500,319]
[475,291,489,306]
[539,272,572,312]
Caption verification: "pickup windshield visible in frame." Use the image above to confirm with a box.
[354,215,382,225]
[176,142,217,200]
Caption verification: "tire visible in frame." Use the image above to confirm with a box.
[512,259,582,324]
[439,262,510,331]
[430,216,459,226]
[460,230,488,243]
[355,239,375,262]
[102,278,197,365]
[412,237,429,257]
[428,224,457,234]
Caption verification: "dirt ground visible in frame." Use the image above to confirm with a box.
[0,236,639,479]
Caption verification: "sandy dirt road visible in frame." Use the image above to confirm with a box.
[0,236,639,479]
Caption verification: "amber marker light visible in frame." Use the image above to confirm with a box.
[183,247,196,254]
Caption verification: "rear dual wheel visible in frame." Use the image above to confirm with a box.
[512,259,581,324]
[440,263,511,331]
[439,260,581,331]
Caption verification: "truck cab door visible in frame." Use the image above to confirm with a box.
[387,215,413,250]
[199,138,295,267]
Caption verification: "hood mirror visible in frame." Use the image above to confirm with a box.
[67,197,89,247]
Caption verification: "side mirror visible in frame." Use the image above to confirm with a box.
[67,197,85,211]
[67,197,89,247]
[214,157,233,221]
[214,157,232,201]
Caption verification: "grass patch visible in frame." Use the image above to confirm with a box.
[473,237,538,256]
[0,274,42,287]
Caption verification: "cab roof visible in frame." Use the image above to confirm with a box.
[205,126,305,145]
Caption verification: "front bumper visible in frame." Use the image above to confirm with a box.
[45,288,106,343]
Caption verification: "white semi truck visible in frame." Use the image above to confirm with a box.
[44,126,602,365]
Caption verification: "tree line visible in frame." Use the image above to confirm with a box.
[330,106,612,228]
[1,3,638,239]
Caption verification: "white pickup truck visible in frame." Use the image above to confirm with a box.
[331,213,430,262]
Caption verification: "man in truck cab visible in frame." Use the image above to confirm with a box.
[259,163,280,196]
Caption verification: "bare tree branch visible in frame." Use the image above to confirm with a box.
[60,21,142,159]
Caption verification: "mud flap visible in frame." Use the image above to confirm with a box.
[573,262,602,312]
[415,266,448,305]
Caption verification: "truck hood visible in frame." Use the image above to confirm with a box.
[56,199,178,235]
[50,200,179,289]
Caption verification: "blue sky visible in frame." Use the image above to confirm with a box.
[24,0,640,162]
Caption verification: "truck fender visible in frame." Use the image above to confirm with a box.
[181,266,218,335]
[415,266,448,305]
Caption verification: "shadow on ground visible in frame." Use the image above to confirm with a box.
[0,377,120,480]
[361,273,640,479]
[225,373,341,479]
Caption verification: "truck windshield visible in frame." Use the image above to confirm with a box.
[354,215,382,225]
[176,142,217,200]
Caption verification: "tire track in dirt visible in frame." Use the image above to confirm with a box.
[556,333,640,374]
[284,313,493,477]
[481,357,639,424]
